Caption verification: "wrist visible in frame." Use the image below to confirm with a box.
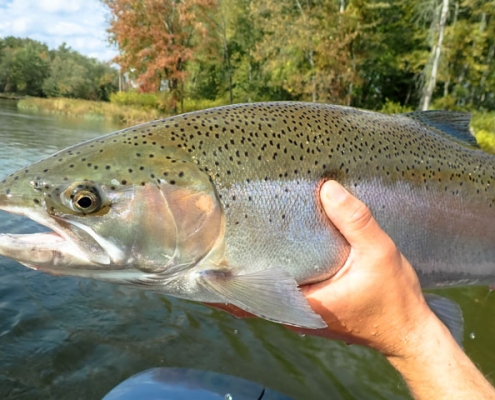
[380,304,442,361]
[383,307,495,399]
[384,307,468,383]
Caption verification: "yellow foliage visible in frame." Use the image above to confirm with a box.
[471,112,495,154]
[109,91,159,110]
[474,130,495,154]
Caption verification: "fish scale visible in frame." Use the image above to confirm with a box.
[0,102,494,332]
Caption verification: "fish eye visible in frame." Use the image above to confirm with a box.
[73,191,100,213]
[61,182,103,214]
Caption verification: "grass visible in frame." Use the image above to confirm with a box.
[17,97,163,125]
[17,95,232,126]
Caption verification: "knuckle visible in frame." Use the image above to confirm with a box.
[379,238,401,260]
[347,201,373,230]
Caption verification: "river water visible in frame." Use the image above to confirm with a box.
[0,98,494,399]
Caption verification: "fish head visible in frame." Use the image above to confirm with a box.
[0,130,224,287]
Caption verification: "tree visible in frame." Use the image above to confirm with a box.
[103,0,218,111]
[248,0,363,104]
[420,0,451,110]
[0,37,117,100]
[42,43,118,100]
[349,1,422,109]
[0,37,50,96]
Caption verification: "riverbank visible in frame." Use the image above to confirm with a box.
[17,97,162,126]
[16,96,495,153]
[17,96,229,126]
[0,93,24,100]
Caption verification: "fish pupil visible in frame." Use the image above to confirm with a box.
[77,196,93,209]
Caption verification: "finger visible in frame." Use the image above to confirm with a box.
[320,180,392,252]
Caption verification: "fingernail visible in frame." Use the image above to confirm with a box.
[324,180,349,206]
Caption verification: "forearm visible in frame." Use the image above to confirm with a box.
[386,313,495,400]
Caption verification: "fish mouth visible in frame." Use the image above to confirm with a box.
[0,230,85,274]
[0,205,125,278]
[0,207,174,286]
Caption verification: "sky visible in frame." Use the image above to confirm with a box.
[0,0,118,62]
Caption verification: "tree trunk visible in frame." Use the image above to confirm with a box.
[421,0,450,111]
[295,0,317,101]
[218,0,233,104]
[442,1,458,101]
[480,43,495,103]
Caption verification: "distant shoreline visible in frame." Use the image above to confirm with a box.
[17,97,162,126]
[0,93,24,101]
[11,96,495,154]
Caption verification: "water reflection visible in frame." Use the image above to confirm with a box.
[0,101,117,173]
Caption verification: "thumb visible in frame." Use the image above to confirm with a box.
[320,180,390,251]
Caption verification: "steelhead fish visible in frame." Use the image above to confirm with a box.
[0,102,493,334]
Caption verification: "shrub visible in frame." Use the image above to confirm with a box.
[471,112,495,154]
[110,91,159,110]
[379,99,414,114]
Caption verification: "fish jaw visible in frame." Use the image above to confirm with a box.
[0,200,128,276]
[0,225,169,284]
[0,232,88,273]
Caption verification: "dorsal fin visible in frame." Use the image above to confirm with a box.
[401,110,479,149]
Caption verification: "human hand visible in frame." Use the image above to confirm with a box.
[314,182,495,399]
[209,180,435,357]
[288,180,435,356]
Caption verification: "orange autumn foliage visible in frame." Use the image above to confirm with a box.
[105,0,217,108]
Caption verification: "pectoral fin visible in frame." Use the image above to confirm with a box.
[424,293,464,346]
[198,267,327,329]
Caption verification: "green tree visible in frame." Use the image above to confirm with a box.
[42,43,118,100]
[350,1,424,109]
[248,0,364,104]
[0,37,50,96]
[0,37,117,100]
